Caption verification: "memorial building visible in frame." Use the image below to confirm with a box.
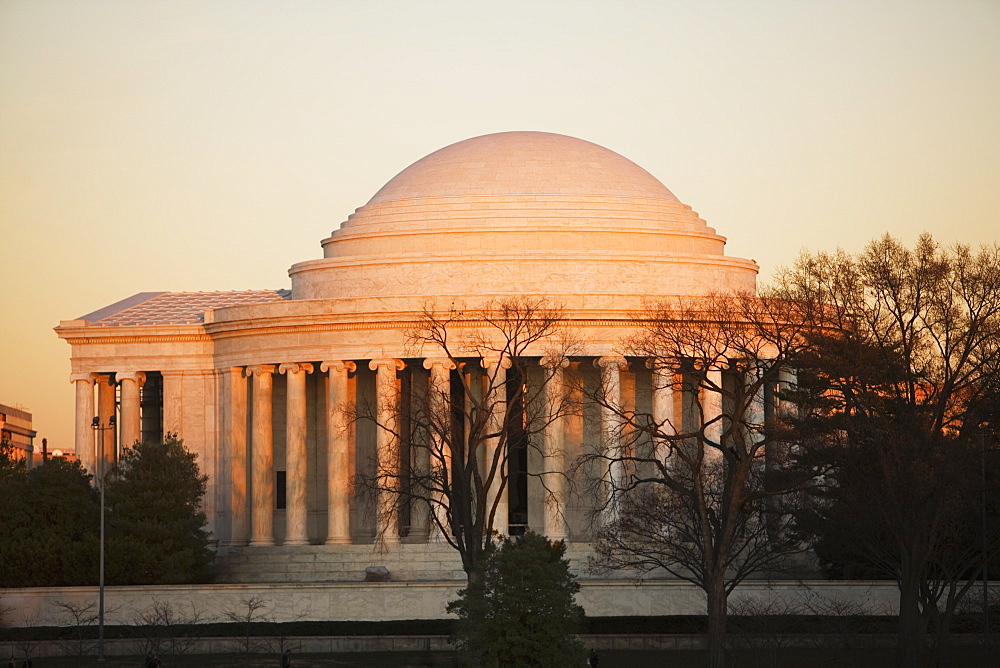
[56,131,760,582]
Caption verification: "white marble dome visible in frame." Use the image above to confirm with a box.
[367,131,679,203]
[288,131,758,306]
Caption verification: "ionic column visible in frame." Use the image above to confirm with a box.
[423,357,455,542]
[370,358,405,545]
[703,367,724,449]
[71,373,95,475]
[596,356,627,526]
[483,354,511,536]
[117,371,146,448]
[648,360,675,465]
[279,363,313,546]
[222,367,249,546]
[247,365,276,547]
[96,374,117,468]
[541,355,569,541]
[321,361,356,544]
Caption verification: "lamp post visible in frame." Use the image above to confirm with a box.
[91,415,115,664]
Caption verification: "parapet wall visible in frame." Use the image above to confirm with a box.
[1,581,903,628]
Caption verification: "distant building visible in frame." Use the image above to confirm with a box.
[0,403,37,464]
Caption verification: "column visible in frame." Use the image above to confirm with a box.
[222,367,249,546]
[117,371,146,448]
[596,356,627,526]
[423,357,455,542]
[71,373,95,475]
[247,365,276,547]
[648,360,675,465]
[703,367,724,449]
[369,358,405,545]
[777,367,797,419]
[766,366,798,471]
[321,361,356,544]
[747,364,766,447]
[279,363,313,546]
[483,354,511,536]
[96,374,117,468]
[541,355,568,541]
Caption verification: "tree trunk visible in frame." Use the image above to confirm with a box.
[897,575,926,667]
[705,575,728,668]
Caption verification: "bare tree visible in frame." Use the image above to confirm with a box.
[51,600,98,658]
[359,297,577,581]
[585,292,820,668]
[776,234,1000,667]
[125,599,210,659]
[221,595,271,662]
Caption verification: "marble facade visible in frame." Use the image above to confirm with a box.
[55,132,762,576]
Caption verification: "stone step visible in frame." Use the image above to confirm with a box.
[214,542,599,584]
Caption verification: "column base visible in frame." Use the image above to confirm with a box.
[325,537,352,545]
[283,538,310,546]
[248,538,275,547]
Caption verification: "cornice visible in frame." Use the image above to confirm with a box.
[57,333,211,345]
[204,316,648,340]
[55,322,208,345]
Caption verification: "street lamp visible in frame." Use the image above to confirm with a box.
[91,415,115,664]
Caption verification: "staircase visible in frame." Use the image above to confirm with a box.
[214,542,600,584]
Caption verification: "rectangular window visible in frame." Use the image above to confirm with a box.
[276,470,286,510]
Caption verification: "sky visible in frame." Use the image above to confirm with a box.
[1,0,998,451]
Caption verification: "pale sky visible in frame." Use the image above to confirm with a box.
[1,0,997,451]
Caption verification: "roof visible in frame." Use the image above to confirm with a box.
[367,131,679,204]
[78,290,291,326]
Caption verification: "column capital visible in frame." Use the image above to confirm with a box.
[320,360,357,374]
[422,357,457,371]
[369,358,405,373]
[278,362,314,375]
[595,356,628,371]
[94,373,116,387]
[245,364,276,377]
[70,372,95,384]
[116,370,146,385]
[540,354,569,370]
[646,357,678,373]
[481,354,512,370]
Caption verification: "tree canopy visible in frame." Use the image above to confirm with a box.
[777,234,1000,666]
[0,449,100,587]
[105,435,214,585]
[447,531,584,667]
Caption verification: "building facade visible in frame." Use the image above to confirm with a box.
[56,132,761,579]
[0,403,37,464]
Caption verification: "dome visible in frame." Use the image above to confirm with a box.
[368,131,680,204]
[288,132,758,306]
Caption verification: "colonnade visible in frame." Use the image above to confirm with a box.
[217,355,679,547]
[70,357,780,548]
[70,371,146,476]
